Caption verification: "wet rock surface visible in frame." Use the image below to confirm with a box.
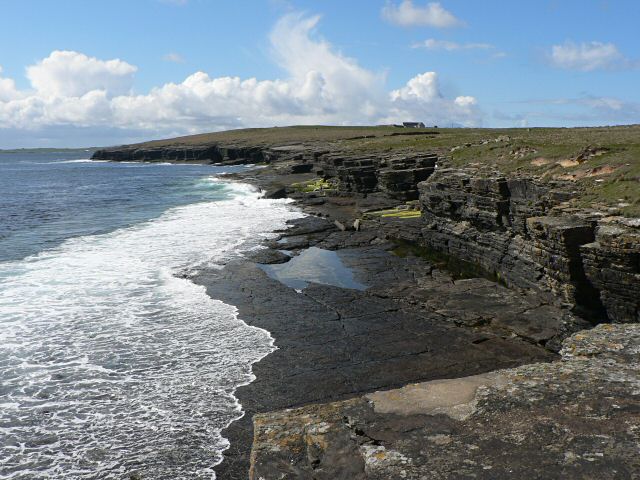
[244,248,291,265]
[190,213,585,478]
[194,239,555,479]
[250,324,640,480]
[213,158,637,477]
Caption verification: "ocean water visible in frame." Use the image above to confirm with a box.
[0,151,302,479]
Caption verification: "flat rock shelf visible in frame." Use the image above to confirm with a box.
[193,216,559,479]
[251,324,640,479]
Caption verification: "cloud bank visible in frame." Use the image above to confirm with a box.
[388,72,478,126]
[0,13,479,145]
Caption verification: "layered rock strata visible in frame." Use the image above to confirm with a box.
[92,144,271,165]
[416,168,637,323]
[92,139,640,327]
[581,224,640,322]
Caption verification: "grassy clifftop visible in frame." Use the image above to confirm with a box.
[132,124,640,216]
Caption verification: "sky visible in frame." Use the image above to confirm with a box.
[0,0,638,148]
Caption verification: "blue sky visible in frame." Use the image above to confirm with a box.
[0,0,638,147]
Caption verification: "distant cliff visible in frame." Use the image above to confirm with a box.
[92,144,266,165]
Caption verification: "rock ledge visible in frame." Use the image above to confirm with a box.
[251,324,640,479]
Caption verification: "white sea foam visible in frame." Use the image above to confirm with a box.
[0,181,302,479]
[34,159,109,164]
[57,158,106,163]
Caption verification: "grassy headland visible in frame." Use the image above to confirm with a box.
[125,124,640,216]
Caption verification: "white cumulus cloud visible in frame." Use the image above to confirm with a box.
[387,72,480,126]
[26,50,137,97]
[0,13,480,145]
[391,72,441,101]
[382,1,462,28]
[0,67,23,102]
[454,95,477,107]
[549,41,626,71]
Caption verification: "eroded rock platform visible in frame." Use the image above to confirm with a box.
[251,324,640,479]
[192,216,581,479]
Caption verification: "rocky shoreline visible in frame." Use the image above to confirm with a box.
[92,136,640,479]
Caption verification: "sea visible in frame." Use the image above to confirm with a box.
[0,151,302,479]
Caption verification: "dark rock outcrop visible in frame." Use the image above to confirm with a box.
[415,168,623,322]
[93,139,640,330]
[92,144,267,165]
[377,154,437,200]
[581,224,640,322]
[335,158,380,195]
[315,153,438,201]
[182,140,639,325]
[245,248,291,264]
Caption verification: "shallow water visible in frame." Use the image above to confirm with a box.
[0,153,302,479]
[259,247,367,291]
